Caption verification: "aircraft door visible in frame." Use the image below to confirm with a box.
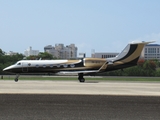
[22,62,28,72]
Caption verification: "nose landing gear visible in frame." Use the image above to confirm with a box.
[15,74,19,82]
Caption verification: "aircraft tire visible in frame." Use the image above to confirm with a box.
[79,78,85,82]
[15,79,18,82]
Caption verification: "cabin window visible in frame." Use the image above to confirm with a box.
[17,63,21,65]
[57,64,60,67]
[63,64,68,68]
[70,64,75,68]
[28,63,31,66]
[43,65,46,68]
[50,65,53,68]
[36,65,39,68]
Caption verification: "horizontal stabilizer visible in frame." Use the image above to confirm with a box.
[130,41,156,44]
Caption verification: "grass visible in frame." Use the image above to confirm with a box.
[1,75,160,81]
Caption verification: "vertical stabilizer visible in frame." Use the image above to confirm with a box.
[113,41,155,64]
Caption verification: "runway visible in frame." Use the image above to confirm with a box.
[0,80,160,120]
[0,80,160,96]
[0,94,160,120]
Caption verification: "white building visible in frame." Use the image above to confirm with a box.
[24,47,39,57]
[91,52,119,58]
[141,44,160,60]
[78,53,86,58]
[44,44,77,59]
[92,44,160,61]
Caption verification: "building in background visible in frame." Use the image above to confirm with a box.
[44,44,77,59]
[91,52,119,58]
[78,53,86,58]
[91,49,119,58]
[92,44,160,61]
[141,44,160,60]
[24,47,39,57]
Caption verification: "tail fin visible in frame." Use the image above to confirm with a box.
[113,41,155,64]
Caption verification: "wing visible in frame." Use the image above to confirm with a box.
[58,61,108,74]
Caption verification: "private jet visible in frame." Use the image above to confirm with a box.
[3,41,154,82]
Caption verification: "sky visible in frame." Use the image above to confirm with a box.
[0,0,160,57]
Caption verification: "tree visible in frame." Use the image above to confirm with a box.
[26,55,38,60]
[137,59,145,67]
[101,59,159,77]
[0,49,5,55]
[0,53,24,74]
[26,52,57,60]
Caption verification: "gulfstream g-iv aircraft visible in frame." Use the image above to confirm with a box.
[3,41,154,82]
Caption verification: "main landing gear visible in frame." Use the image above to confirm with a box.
[78,73,85,82]
[15,74,19,82]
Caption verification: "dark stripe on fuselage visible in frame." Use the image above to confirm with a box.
[9,67,98,74]
[114,44,138,62]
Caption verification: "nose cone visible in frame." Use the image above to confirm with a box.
[3,66,13,73]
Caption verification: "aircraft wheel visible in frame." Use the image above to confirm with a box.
[15,78,18,82]
[78,73,85,82]
[79,78,85,82]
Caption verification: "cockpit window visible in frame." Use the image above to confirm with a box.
[17,62,21,65]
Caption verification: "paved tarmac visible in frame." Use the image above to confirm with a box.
[0,80,160,120]
[0,80,160,96]
[0,94,160,120]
